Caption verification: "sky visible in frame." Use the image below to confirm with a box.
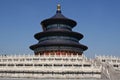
[0,0,120,58]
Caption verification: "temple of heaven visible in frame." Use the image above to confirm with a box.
[30,4,88,55]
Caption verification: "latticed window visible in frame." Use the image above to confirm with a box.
[47,24,71,30]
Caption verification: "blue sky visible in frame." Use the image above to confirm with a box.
[0,0,120,58]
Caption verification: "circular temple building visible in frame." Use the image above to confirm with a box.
[30,4,88,55]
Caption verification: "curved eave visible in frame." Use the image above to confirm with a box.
[30,42,88,51]
[34,31,83,40]
[41,18,77,28]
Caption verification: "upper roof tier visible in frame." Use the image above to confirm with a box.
[41,4,77,28]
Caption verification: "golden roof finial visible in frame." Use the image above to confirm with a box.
[57,4,61,11]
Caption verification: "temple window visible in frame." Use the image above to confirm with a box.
[47,24,71,30]
[39,36,78,42]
